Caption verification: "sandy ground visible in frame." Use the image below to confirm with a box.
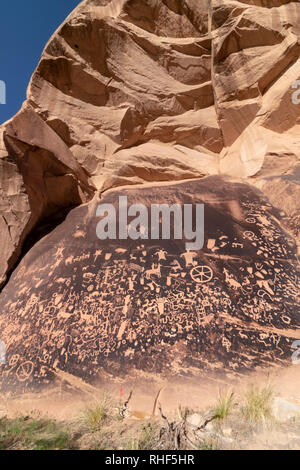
[1,364,299,421]
[1,365,300,450]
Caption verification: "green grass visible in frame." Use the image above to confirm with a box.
[82,394,114,431]
[214,389,234,420]
[124,422,160,450]
[242,385,274,424]
[136,423,159,450]
[34,431,70,450]
[84,404,108,431]
[0,416,71,450]
[198,440,219,450]
[0,383,284,450]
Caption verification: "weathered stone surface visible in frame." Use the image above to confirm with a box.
[0,105,94,287]
[0,0,299,392]
[273,397,300,422]
[1,0,300,285]
[0,129,31,288]
[0,177,299,392]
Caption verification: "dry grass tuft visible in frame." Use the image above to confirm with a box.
[214,389,235,420]
[242,385,274,424]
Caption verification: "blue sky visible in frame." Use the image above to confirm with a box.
[0,0,81,124]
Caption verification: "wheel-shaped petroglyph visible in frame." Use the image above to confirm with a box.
[190,265,213,283]
[16,361,34,382]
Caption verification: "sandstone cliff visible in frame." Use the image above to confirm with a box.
[0,0,299,392]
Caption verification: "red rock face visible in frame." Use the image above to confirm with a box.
[0,1,299,392]
[0,177,299,392]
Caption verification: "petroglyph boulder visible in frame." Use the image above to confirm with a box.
[0,177,299,392]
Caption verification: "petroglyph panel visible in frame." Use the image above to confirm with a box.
[0,177,299,393]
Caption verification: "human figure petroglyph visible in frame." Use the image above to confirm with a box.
[181,251,198,267]
[156,248,167,261]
